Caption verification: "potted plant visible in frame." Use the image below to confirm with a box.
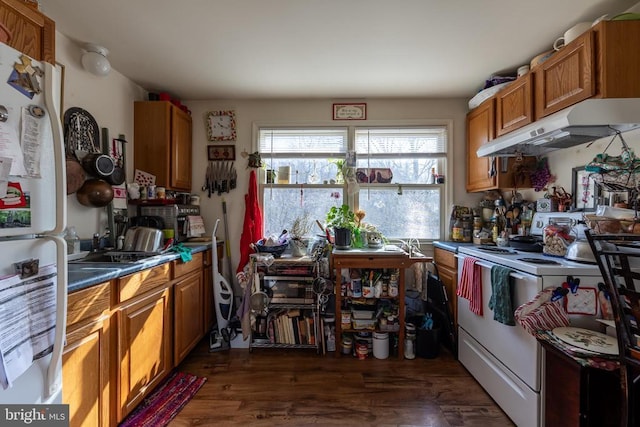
[289,213,312,257]
[325,204,357,249]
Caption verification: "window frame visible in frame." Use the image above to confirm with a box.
[252,119,453,244]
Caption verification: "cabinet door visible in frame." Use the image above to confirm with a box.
[174,271,204,364]
[0,0,55,63]
[134,101,193,191]
[496,74,533,136]
[433,247,457,329]
[63,317,110,427]
[466,99,496,192]
[535,31,594,119]
[170,107,192,190]
[436,265,457,332]
[116,286,172,421]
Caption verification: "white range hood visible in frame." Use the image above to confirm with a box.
[476,98,640,157]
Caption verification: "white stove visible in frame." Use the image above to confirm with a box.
[458,245,600,276]
[456,211,603,427]
[459,211,600,276]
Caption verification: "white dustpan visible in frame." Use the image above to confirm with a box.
[212,219,233,331]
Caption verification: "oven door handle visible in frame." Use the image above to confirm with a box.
[457,256,538,281]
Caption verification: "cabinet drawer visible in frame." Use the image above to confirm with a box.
[333,254,415,269]
[434,247,456,270]
[117,263,171,303]
[67,282,110,327]
[173,251,203,278]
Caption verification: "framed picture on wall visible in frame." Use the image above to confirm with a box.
[208,145,236,161]
[572,166,600,211]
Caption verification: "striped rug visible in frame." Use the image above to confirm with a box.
[119,371,206,427]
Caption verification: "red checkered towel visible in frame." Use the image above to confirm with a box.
[457,256,483,316]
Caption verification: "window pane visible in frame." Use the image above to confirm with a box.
[355,127,447,154]
[262,187,344,238]
[263,158,343,185]
[357,188,441,240]
[259,128,347,154]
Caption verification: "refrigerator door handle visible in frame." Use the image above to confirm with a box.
[42,235,67,398]
[43,62,67,235]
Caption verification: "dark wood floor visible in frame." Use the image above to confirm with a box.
[171,338,514,426]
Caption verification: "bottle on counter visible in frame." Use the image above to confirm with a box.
[452,217,463,242]
[65,226,81,255]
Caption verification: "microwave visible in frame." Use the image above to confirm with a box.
[139,204,200,242]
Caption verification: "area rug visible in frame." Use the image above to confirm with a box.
[119,370,206,427]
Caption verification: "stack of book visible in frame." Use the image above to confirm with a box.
[267,309,316,345]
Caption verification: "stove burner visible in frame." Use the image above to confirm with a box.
[517,257,562,265]
[477,246,517,254]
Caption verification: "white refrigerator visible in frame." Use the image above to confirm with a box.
[0,42,67,405]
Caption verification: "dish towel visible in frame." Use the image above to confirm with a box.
[489,265,515,326]
[186,215,206,237]
[457,256,482,316]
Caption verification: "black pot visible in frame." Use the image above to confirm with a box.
[334,227,352,249]
[509,235,543,252]
[82,153,115,179]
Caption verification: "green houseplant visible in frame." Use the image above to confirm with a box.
[325,204,357,249]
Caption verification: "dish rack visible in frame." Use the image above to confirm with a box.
[103,250,160,262]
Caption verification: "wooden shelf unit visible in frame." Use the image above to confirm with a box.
[332,250,430,359]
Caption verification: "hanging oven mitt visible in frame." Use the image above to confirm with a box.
[563,276,597,315]
[171,243,192,262]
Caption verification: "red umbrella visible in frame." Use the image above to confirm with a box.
[236,170,263,273]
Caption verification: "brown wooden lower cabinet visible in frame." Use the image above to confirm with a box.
[174,270,204,364]
[542,340,620,427]
[63,282,111,427]
[65,250,214,426]
[116,285,173,421]
[433,247,458,332]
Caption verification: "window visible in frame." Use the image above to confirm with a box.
[258,125,448,242]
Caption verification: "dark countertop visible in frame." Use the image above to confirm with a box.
[67,242,212,293]
[433,241,475,253]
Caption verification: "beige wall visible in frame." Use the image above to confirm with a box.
[57,30,640,274]
[56,32,146,239]
[187,98,471,275]
[517,129,640,205]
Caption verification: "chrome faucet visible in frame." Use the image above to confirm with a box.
[92,229,111,252]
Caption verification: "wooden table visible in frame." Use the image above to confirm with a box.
[332,248,430,359]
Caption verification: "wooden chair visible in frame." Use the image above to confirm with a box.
[586,231,640,427]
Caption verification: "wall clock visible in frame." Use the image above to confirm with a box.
[206,110,237,141]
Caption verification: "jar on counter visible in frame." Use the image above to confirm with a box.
[543,218,576,257]
[452,218,463,242]
[462,215,473,243]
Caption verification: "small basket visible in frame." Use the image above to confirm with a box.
[254,239,288,258]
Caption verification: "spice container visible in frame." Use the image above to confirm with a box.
[452,218,463,242]
[543,218,575,257]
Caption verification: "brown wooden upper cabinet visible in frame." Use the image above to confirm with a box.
[466,99,496,193]
[0,0,55,63]
[535,20,640,119]
[496,73,533,137]
[467,97,536,192]
[134,101,193,191]
[466,20,640,193]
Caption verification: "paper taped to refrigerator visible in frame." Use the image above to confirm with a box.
[0,264,57,389]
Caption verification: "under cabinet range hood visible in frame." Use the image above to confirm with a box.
[476,98,640,157]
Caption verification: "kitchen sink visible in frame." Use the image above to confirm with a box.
[69,250,159,264]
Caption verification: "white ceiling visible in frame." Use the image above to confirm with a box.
[40,0,638,101]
